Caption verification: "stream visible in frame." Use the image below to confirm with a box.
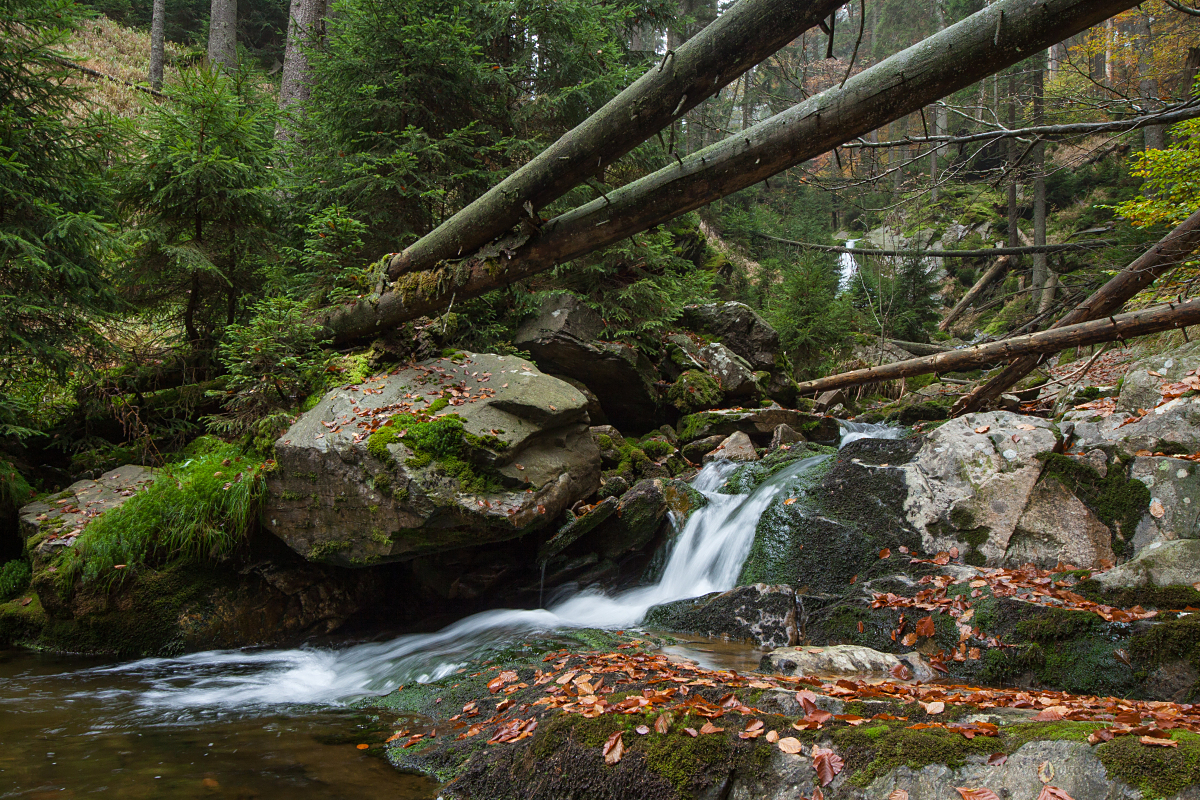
[0,422,898,798]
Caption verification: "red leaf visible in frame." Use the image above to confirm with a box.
[603,730,624,764]
[889,791,909,800]
[812,747,844,786]
[956,789,1001,800]
[987,753,1008,766]
[890,662,912,681]
[916,615,936,638]
[879,548,891,559]
[1038,788,1075,800]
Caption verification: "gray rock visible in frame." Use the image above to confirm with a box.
[863,740,1140,800]
[660,333,708,382]
[1072,395,1200,454]
[1096,539,1200,588]
[704,431,759,463]
[760,644,934,681]
[769,424,805,452]
[814,389,846,413]
[698,342,759,399]
[644,584,799,648]
[681,301,781,371]
[266,352,600,567]
[1116,342,1200,412]
[899,411,1059,565]
[682,434,726,463]
[1130,455,1200,548]
[514,295,661,431]
[554,374,607,426]
[20,465,155,558]
[581,477,704,561]
[1006,475,1115,569]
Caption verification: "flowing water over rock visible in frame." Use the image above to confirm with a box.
[0,424,895,796]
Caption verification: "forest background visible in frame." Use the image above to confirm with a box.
[2,0,1199,582]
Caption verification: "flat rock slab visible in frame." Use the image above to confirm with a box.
[19,465,155,558]
[266,352,600,567]
[761,644,933,681]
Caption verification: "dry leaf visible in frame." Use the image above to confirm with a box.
[879,548,891,559]
[777,736,803,754]
[901,632,919,647]
[921,701,945,715]
[636,725,650,735]
[916,615,936,638]
[890,662,912,681]
[812,747,845,786]
[987,753,1008,767]
[784,498,797,505]
[956,788,1001,800]
[1038,787,1075,800]
[700,721,724,735]
[655,713,672,734]
[857,621,865,633]
[1141,736,1179,747]
[603,730,624,765]
[1033,706,1068,722]
[1017,424,1036,430]
[1037,761,1055,784]
[889,791,910,800]
[765,730,780,743]
[960,608,975,623]
[975,426,990,434]
[1149,499,1166,519]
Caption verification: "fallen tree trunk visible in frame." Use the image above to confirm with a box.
[794,298,1200,395]
[952,207,1200,414]
[323,0,1143,343]
[887,339,954,356]
[388,0,845,278]
[755,235,1111,258]
[939,256,1012,332]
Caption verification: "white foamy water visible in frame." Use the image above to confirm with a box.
[81,426,894,714]
[837,239,859,294]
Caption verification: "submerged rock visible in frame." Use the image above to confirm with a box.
[678,407,838,446]
[266,352,600,567]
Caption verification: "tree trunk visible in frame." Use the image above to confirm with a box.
[207,0,237,71]
[325,0,1145,343]
[939,255,1011,332]
[1006,71,1020,251]
[278,0,326,138]
[387,0,846,278]
[149,0,165,91]
[953,207,1200,414]
[794,298,1200,395]
[1031,55,1052,312]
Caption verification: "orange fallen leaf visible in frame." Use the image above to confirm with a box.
[956,789,1001,800]
[974,426,990,434]
[879,548,891,559]
[777,736,803,754]
[784,498,797,505]
[812,746,844,786]
[356,743,369,750]
[1141,735,1179,747]
[915,615,936,638]
[603,730,624,764]
[1038,787,1075,800]
[1037,761,1055,784]
[766,730,780,743]
[1149,499,1166,519]
[700,721,724,735]
[889,791,909,800]
[987,753,1007,766]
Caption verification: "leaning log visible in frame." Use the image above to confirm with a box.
[952,207,1200,414]
[755,235,1111,258]
[939,256,1012,332]
[323,0,1143,343]
[793,299,1200,396]
[388,0,846,278]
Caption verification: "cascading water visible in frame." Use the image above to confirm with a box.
[44,424,896,716]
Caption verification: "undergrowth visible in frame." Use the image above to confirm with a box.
[56,439,267,591]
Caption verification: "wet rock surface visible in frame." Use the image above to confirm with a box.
[645,583,799,649]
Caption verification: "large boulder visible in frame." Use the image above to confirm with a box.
[680,301,781,372]
[1128,455,1200,549]
[698,342,759,399]
[266,352,600,567]
[644,583,799,648]
[899,411,1063,566]
[1096,539,1200,589]
[1005,475,1116,569]
[761,644,933,680]
[514,296,661,431]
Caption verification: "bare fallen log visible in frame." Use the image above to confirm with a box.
[755,235,1111,258]
[952,207,1200,415]
[939,256,1012,332]
[794,299,1200,396]
[388,0,845,278]
[323,0,1143,343]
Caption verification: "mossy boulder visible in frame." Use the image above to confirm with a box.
[644,583,799,648]
[267,353,600,567]
[667,370,722,415]
[677,407,838,446]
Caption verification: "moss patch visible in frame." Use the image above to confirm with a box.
[667,371,722,415]
[1096,730,1200,799]
[369,412,505,494]
[1037,452,1150,557]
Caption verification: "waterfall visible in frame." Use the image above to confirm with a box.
[94,426,896,712]
[837,239,859,294]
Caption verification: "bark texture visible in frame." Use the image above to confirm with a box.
[149,0,165,91]
[324,0,1144,344]
[207,0,237,71]
[387,0,846,278]
[795,298,1200,395]
[278,0,326,115]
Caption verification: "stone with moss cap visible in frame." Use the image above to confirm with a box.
[266,352,600,567]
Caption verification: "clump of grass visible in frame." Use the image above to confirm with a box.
[58,443,267,590]
[0,559,31,599]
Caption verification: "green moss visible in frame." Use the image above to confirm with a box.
[1038,452,1150,555]
[641,439,674,459]
[1130,618,1200,672]
[367,425,400,464]
[643,723,733,796]
[1014,608,1101,642]
[370,413,505,494]
[596,434,613,450]
[668,370,723,415]
[308,539,351,559]
[0,559,31,600]
[1096,730,1200,799]
[835,724,998,786]
[1074,579,1200,611]
[677,412,726,444]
